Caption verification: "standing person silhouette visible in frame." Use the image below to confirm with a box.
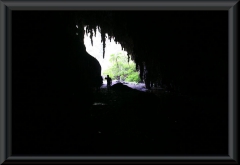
[105,75,112,90]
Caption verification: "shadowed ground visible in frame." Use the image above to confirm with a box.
[89,83,228,155]
[12,83,228,156]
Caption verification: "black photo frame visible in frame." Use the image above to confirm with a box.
[0,0,238,164]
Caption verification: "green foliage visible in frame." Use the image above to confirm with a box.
[103,52,140,82]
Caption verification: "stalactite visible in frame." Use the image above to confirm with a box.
[90,29,93,46]
[94,26,97,37]
[127,53,130,63]
[101,29,106,59]
[139,62,144,81]
[80,12,142,64]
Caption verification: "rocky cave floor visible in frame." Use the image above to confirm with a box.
[12,82,228,156]
[85,82,228,155]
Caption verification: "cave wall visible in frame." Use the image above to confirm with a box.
[128,11,228,96]
[12,11,102,142]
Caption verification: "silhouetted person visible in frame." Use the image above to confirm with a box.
[105,75,112,89]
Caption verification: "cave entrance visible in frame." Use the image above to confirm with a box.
[83,26,140,85]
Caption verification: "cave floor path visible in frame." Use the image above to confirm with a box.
[87,85,227,155]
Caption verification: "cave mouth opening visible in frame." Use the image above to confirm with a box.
[83,26,141,84]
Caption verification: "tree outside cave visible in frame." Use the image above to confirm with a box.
[103,52,140,82]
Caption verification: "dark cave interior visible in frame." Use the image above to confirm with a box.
[12,11,228,155]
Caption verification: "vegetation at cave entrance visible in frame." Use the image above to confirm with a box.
[103,52,140,83]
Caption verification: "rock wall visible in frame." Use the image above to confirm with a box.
[12,11,102,153]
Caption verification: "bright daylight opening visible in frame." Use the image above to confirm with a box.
[84,26,141,87]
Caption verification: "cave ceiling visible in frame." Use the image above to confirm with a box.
[19,10,226,74]
[73,11,227,69]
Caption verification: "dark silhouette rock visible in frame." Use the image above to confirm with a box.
[111,83,135,91]
[12,11,102,154]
